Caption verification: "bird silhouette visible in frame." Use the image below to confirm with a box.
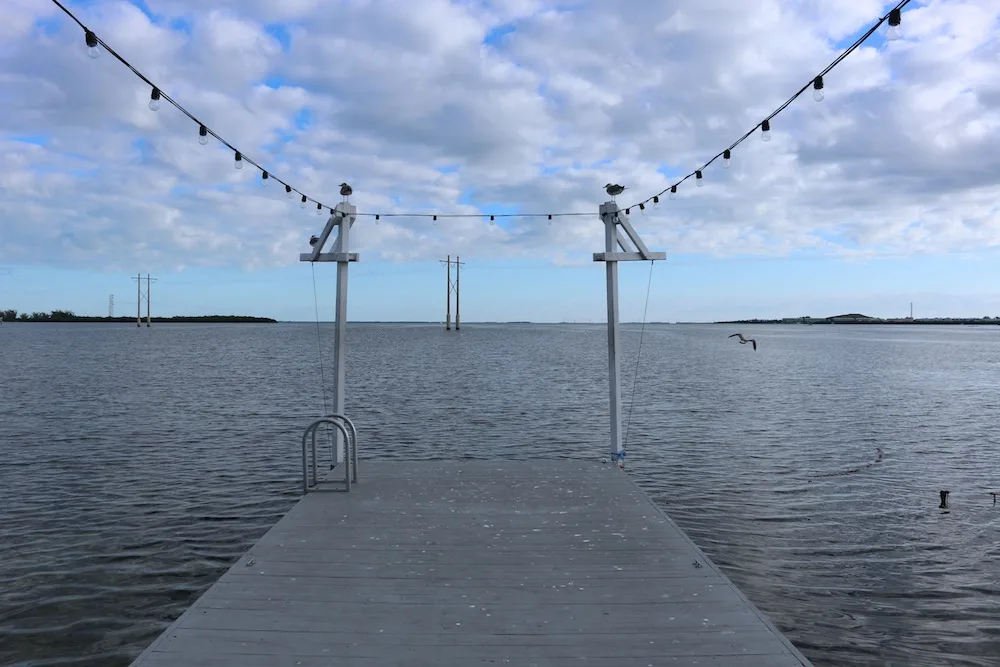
[339,182,353,198]
[728,332,757,351]
[605,183,626,197]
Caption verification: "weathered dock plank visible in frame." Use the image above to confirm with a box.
[129,460,812,667]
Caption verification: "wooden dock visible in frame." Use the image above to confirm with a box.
[128,460,813,666]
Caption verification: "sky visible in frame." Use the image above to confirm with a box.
[1,0,999,323]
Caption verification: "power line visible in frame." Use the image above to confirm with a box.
[52,0,911,221]
[622,1,911,212]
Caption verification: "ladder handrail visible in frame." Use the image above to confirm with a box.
[322,413,359,483]
[301,418,352,494]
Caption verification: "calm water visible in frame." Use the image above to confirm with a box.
[1,322,999,666]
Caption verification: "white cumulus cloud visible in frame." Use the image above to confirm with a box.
[0,0,998,273]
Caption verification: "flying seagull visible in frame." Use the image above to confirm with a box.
[728,332,757,351]
[339,182,353,198]
[605,183,626,197]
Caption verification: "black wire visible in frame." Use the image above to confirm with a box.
[624,0,914,209]
[358,212,593,219]
[622,260,655,453]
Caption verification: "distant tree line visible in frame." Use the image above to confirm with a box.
[1,309,276,323]
[717,313,1000,325]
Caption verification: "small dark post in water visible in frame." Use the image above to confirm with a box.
[990,492,998,506]
[939,490,950,509]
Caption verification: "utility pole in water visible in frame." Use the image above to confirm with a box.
[108,294,115,318]
[131,274,156,326]
[440,256,464,330]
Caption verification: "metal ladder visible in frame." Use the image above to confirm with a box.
[301,414,359,494]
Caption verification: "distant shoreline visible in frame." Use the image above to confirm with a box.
[1,314,276,324]
[716,316,1000,326]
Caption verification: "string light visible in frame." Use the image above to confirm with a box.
[760,119,771,142]
[52,0,910,224]
[695,170,704,187]
[886,8,902,40]
[812,75,825,102]
[622,0,911,211]
[262,171,268,186]
[317,203,323,215]
[84,30,99,58]
[300,195,307,209]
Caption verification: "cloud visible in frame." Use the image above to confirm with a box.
[0,0,998,273]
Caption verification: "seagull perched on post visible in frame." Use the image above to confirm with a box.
[728,333,757,351]
[339,182,353,200]
[605,183,626,199]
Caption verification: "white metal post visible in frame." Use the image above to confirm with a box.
[594,201,665,467]
[301,201,359,465]
[601,203,623,460]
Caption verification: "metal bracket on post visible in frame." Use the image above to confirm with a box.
[594,201,666,466]
[300,202,358,466]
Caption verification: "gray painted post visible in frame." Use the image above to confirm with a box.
[300,201,359,466]
[330,204,353,464]
[594,201,665,464]
[601,203,623,458]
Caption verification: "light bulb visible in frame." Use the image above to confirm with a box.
[300,195,307,209]
[669,186,676,200]
[723,149,731,169]
[317,203,323,215]
[198,126,208,145]
[262,171,268,186]
[761,119,771,142]
[85,31,100,59]
[812,76,824,102]
[696,170,704,187]
[286,185,293,199]
[148,88,160,111]
[652,196,659,209]
[886,8,901,40]
[234,152,243,170]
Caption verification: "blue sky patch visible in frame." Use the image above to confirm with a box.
[12,135,48,146]
[261,75,288,90]
[169,16,193,33]
[437,164,461,174]
[483,23,516,47]
[34,17,63,36]
[265,24,292,52]
[293,108,313,130]
[128,0,162,25]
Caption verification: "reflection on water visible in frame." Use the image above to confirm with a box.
[1,323,999,666]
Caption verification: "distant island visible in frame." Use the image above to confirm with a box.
[1,309,276,323]
[716,313,1000,325]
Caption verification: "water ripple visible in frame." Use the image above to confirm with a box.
[1,322,999,666]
